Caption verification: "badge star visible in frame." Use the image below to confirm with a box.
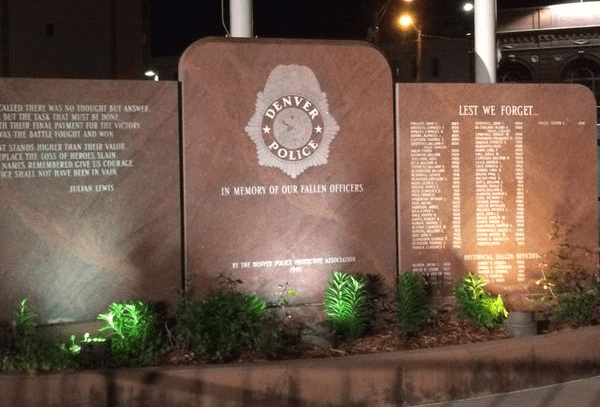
[315,125,323,133]
[262,125,271,134]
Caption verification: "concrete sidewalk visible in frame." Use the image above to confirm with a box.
[416,375,600,407]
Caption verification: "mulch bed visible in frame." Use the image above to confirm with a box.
[159,301,581,366]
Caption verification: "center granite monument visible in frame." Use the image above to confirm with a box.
[179,38,397,304]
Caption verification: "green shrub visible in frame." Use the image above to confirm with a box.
[553,284,598,325]
[396,271,431,334]
[536,223,599,325]
[323,271,370,338]
[538,223,596,296]
[173,291,279,362]
[453,273,507,331]
[98,300,165,366]
[271,282,298,308]
[3,299,78,372]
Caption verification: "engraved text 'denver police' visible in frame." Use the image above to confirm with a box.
[245,65,339,178]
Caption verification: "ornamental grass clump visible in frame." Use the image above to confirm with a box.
[396,271,431,334]
[323,271,370,338]
[453,273,508,331]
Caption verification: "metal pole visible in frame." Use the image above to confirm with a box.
[474,0,496,83]
[416,28,423,82]
[230,0,253,38]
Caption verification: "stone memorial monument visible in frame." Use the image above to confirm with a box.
[180,38,396,304]
[0,78,181,324]
[1,42,597,327]
[396,83,598,296]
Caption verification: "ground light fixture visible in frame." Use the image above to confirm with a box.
[144,69,159,81]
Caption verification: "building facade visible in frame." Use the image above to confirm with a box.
[0,0,150,79]
[378,36,473,83]
[497,2,600,106]
[379,1,600,108]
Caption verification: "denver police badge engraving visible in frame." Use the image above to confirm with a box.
[245,65,339,178]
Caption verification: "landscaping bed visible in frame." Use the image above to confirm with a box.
[2,273,600,407]
[161,298,582,367]
[1,265,598,372]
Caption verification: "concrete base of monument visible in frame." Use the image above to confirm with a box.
[32,303,331,340]
[2,326,600,407]
[505,311,537,337]
[37,320,107,342]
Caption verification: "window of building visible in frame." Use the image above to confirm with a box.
[432,58,439,78]
[46,23,55,38]
[562,58,600,105]
[498,61,533,83]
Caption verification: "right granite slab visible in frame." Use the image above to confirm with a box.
[396,83,598,296]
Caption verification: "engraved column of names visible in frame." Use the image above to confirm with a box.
[410,122,447,250]
[474,121,511,247]
[451,121,461,249]
[514,121,525,245]
[515,121,525,282]
[411,261,453,292]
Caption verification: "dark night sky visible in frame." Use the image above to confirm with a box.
[150,0,590,56]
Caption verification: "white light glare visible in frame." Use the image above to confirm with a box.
[144,69,159,81]
[463,2,474,12]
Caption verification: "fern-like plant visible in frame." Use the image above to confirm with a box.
[13,299,37,348]
[323,271,370,338]
[396,271,431,334]
[98,300,164,366]
[453,273,508,331]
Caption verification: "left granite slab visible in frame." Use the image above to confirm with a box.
[0,78,181,324]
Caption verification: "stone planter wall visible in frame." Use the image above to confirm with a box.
[2,326,600,407]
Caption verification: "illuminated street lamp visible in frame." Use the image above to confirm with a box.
[398,13,423,82]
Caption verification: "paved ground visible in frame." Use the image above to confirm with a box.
[415,375,600,407]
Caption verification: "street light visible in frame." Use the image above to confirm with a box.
[398,13,423,82]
